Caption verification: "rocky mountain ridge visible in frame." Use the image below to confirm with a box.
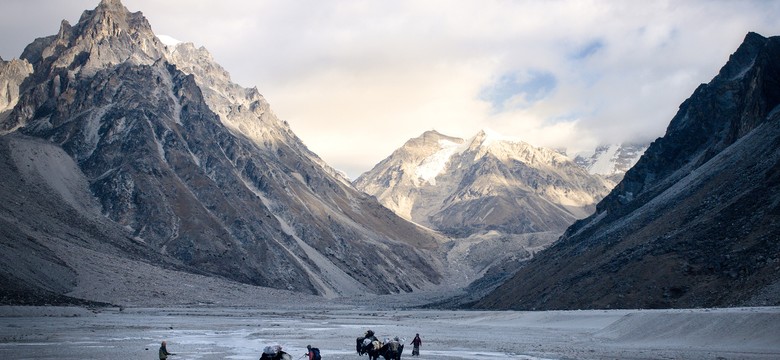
[475,32,780,310]
[0,0,445,304]
[355,129,613,237]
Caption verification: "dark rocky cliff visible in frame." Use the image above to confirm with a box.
[475,32,780,310]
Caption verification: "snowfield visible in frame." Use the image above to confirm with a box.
[1,306,778,360]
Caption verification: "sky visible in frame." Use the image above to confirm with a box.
[2,0,780,179]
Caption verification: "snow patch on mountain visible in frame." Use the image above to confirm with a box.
[157,34,181,47]
[587,144,621,175]
[415,139,467,186]
[574,143,648,183]
[477,127,511,147]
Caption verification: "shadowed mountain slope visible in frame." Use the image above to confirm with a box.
[476,32,780,310]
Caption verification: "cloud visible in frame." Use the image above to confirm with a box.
[480,70,558,112]
[570,39,605,60]
[2,0,780,179]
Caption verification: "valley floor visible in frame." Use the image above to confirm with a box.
[0,305,778,360]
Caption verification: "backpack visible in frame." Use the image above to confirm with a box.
[310,347,321,360]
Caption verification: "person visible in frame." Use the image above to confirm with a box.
[159,340,175,359]
[305,345,321,360]
[411,333,422,356]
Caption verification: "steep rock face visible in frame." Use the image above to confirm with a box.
[0,57,33,122]
[1,0,442,299]
[476,32,780,310]
[574,143,648,184]
[355,130,612,237]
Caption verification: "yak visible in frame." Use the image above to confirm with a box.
[357,336,404,360]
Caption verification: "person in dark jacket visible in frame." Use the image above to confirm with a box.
[159,340,175,359]
[411,334,422,356]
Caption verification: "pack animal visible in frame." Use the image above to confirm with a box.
[260,345,291,360]
[381,339,404,360]
[356,337,384,360]
[259,352,291,360]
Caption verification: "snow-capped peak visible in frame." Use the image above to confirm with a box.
[411,129,520,186]
[354,129,613,238]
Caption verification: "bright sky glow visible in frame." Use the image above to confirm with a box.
[2,0,780,178]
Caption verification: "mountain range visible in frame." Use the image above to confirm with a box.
[355,129,613,238]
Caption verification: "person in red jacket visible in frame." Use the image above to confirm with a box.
[410,334,422,356]
[305,345,321,360]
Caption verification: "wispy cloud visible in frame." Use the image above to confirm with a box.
[570,39,605,60]
[480,70,557,112]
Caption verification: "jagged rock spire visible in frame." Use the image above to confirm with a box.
[8,0,165,133]
[26,0,165,76]
[99,0,124,8]
[78,0,139,39]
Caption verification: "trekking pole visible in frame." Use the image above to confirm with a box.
[297,354,307,360]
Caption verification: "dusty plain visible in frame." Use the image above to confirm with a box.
[1,305,778,360]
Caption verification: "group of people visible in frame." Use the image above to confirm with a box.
[156,332,423,359]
